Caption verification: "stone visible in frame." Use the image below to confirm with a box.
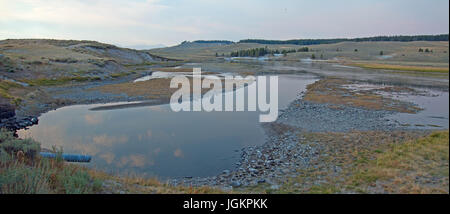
[270,184,280,190]
[248,168,258,173]
[230,181,241,187]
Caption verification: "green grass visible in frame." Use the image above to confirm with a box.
[0,80,24,105]
[110,71,136,78]
[24,76,101,86]
[0,80,22,92]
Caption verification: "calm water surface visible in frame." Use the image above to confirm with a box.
[18,74,318,178]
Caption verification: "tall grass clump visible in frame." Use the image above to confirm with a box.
[0,129,102,194]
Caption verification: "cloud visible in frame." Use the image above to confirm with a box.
[99,152,115,164]
[129,154,148,167]
[18,124,66,148]
[92,134,128,146]
[84,114,103,125]
[173,148,184,158]
[0,0,448,46]
[116,154,153,167]
[0,0,171,45]
[72,143,101,156]
[1,0,167,27]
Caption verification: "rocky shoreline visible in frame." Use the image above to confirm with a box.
[0,115,39,131]
[0,103,39,132]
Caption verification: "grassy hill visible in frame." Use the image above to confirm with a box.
[284,41,449,64]
[149,41,306,61]
[0,39,168,82]
[0,39,178,106]
[150,40,449,65]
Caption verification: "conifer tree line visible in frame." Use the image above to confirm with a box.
[229,47,309,57]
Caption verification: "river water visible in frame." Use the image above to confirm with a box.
[18,74,318,178]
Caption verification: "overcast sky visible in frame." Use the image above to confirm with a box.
[1,0,448,48]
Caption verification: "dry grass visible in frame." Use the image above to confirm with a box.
[347,62,449,73]
[91,75,254,101]
[87,167,228,194]
[98,175,229,194]
[303,78,422,113]
[349,130,449,193]
[269,130,448,194]
[91,78,177,100]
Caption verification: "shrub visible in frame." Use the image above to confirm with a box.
[0,129,40,159]
[0,129,102,194]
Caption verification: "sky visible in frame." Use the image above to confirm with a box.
[0,0,449,48]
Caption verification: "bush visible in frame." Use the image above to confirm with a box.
[0,129,40,159]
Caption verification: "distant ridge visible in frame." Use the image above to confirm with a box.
[239,34,449,45]
[191,40,234,44]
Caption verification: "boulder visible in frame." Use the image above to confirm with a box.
[0,103,15,120]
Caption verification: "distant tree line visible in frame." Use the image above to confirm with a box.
[230,47,269,57]
[229,47,310,57]
[192,40,234,44]
[238,34,449,45]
